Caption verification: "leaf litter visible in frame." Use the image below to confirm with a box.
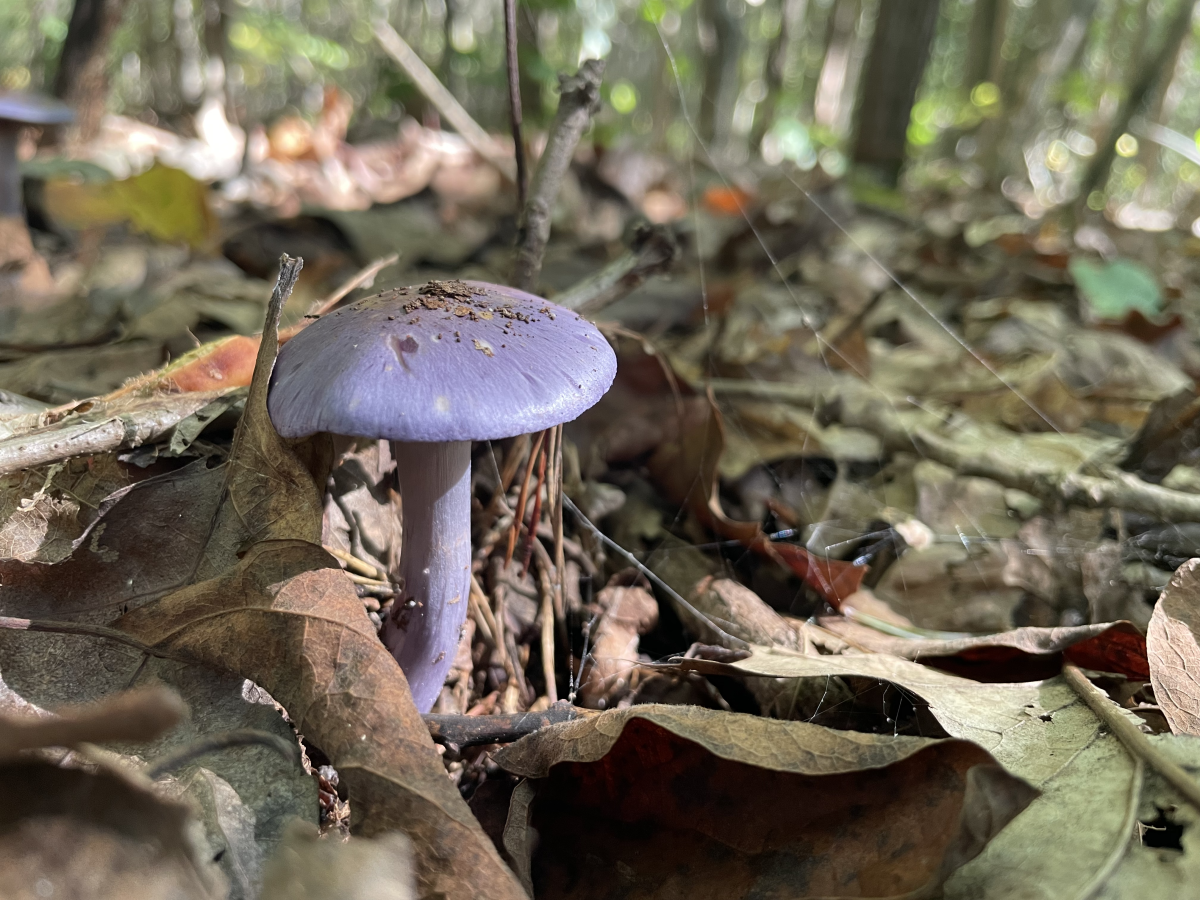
[11,106,1200,900]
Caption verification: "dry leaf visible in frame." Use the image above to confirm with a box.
[116,539,526,900]
[820,616,1150,682]
[493,704,1037,899]
[1148,557,1200,735]
[0,760,225,899]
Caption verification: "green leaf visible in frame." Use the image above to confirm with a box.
[1070,257,1163,320]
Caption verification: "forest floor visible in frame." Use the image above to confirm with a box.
[4,117,1200,898]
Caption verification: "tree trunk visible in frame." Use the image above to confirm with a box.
[851,0,941,185]
[699,0,744,153]
[52,0,132,146]
[963,0,1002,91]
[1078,0,1195,207]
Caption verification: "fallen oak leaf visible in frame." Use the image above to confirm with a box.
[493,704,1037,899]
[116,539,527,900]
[1148,557,1200,736]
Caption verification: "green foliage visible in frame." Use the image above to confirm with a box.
[1069,258,1164,321]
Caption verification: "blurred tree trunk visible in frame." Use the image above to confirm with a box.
[203,0,232,120]
[998,0,1096,179]
[812,0,861,131]
[753,0,805,146]
[963,0,1003,90]
[53,0,132,145]
[851,0,941,185]
[699,0,744,154]
[1078,0,1195,207]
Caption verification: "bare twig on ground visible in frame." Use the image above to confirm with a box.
[503,0,527,209]
[0,616,185,662]
[146,729,299,778]
[1063,664,1200,812]
[0,390,237,477]
[706,377,1200,523]
[423,704,586,747]
[512,59,605,292]
[554,221,680,313]
[374,20,517,181]
[0,685,185,755]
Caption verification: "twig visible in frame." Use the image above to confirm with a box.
[532,539,558,702]
[0,616,185,662]
[520,436,548,576]
[512,59,605,292]
[324,545,387,581]
[0,390,234,477]
[305,253,399,317]
[706,376,1200,523]
[554,221,679,313]
[146,729,300,779]
[423,704,583,747]
[562,495,750,650]
[0,686,185,755]
[1063,664,1200,812]
[503,0,527,209]
[373,20,516,181]
[506,429,545,566]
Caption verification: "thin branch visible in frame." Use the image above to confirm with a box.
[562,494,750,650]
[374,20,516,181]
[504,0,528,209]
[1063,664,1200,813]
[1076,756,1143,900]
[146,729,299,778]
[304,252,399,318]
[423,704,584,747]
[512,59,605,292]
[0,615,185,662]
[554,221,679,313]
[706,377,1200,523]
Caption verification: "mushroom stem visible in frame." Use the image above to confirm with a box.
[382,439,472,713]
[0,125,22,217]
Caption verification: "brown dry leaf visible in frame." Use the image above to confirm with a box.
[188,257,325,580]
[820,616,1150,682]
[1147,557,1200,735]
[0,685,185,757]
[116,539,525,900]
[647,389,866,604]
[260,821,415,900]
[576,582,658,708]
[493,704,1037,899]
[0,760,225,899]
[0,459,224,619]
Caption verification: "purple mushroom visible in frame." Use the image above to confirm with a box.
[268,279,617,712]
[0,92,73,217]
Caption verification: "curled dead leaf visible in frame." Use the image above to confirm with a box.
[493,704,1037,899]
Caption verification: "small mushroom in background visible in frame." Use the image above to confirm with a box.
[269,279,617,712]
[0,91,73,218]
[0,92,73,299]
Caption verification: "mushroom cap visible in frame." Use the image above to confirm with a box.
[268,280,618,442]
[0,92,74,126]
